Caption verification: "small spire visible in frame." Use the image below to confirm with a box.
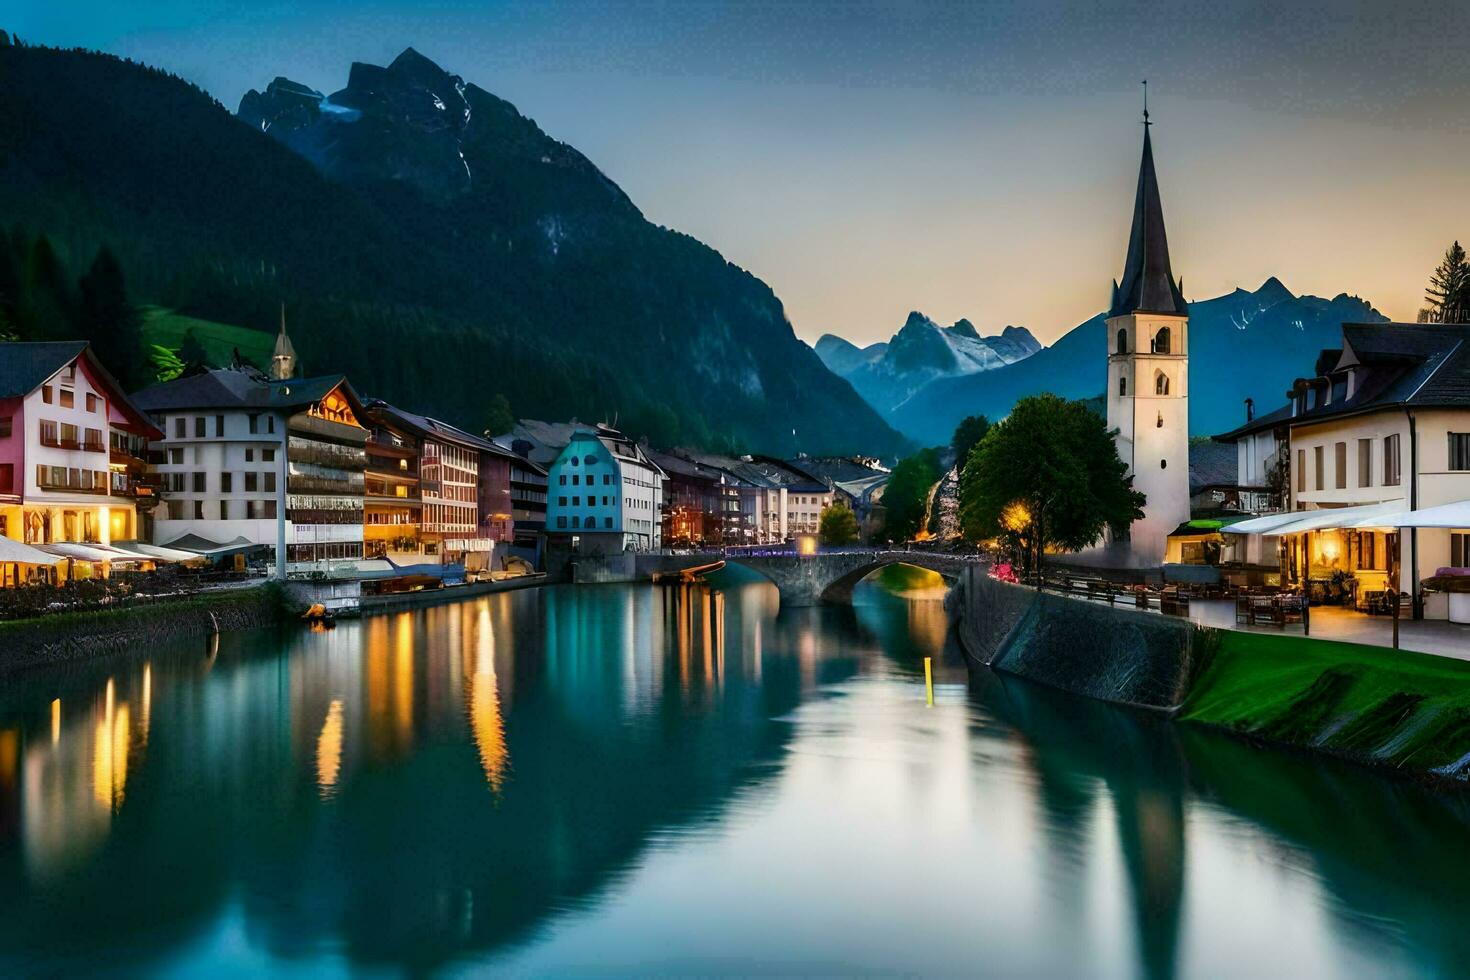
[1142,79,1150,127]
[271,302,298,381]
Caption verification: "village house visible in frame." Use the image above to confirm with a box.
[1215,320,1470,619]
[133,323,369,575]
[0,342,163,585]
[545,424,665,554]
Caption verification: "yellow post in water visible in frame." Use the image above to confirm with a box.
[924,657,934,707]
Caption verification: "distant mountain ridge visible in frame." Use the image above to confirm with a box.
[815,312,1042,415]
[0,40,906,457]
[886,278,1386,445]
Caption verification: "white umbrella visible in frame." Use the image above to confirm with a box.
[1349,498,1470,530]
[1222,501,1402,535]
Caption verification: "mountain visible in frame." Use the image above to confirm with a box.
[815,312,1042,415]
[0,40,906,457]
[888,278,1386,445]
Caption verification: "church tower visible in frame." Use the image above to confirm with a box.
[1105,101,1190,566]
[270,304,298,381]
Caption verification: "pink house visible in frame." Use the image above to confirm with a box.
[0,342,163,580]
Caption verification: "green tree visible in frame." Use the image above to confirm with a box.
[952,414,990,473]
[75,247,145,390]
[882,447,942,541]
[819,502,860,546]
[484,393,515,436]
[1419,241,1470,323]
[959,393,1144,579]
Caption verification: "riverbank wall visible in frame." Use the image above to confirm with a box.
[0,584,286,675]
[949,567,1470,785]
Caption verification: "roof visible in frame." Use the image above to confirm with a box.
[0,341,161,438]
[1188,440,1238,494]
[1212,402,1293,442]
[366,400,515,458]
[133,366,365,417]
[1109,127,1188,319]
[0,341,88,398]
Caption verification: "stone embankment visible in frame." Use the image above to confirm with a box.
[949,567,1470,786]
[0,584,286,674]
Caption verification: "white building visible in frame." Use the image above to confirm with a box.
[1099,118,1192,567]
[134,364,369,575]
[545,424,665,552]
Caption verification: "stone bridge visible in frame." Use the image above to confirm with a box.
[635,551,986,607]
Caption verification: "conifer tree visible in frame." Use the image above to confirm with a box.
[1419,241,1470,323]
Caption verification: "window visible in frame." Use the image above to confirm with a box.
[41,385,52,404]
[1313,446,1324,491]
[1450,433,1470,471]
[1156,411,1163,429]
[221,472,233,493]
[86,393,98,413]
[1358,439,1372,488]
[249,414,259,434]
[245,473,258,493]
[1385,434,1401,486]
[192,472,206,493]
[604,474,612,485]
[1295,448,1305,492]
[1119,375,1127,396]
[58,388,73,409]
[558,496,567,506]
[174,417,186,438]
[557,516,568,529]
[245,448,253,462]
[0,464,11,494]
[1358,532,1379,570]
[1331,376,1347,403]
[559,475,567,486]
[194,417,206,438]
[218,500,231,520]
[216,415,225,437]
[193,501,205,520]
[1454,533,1470,569]
[263,449,275,462]
[1335,442,1347,489]
[584,454,596,465]
[571,516,581,528]
[168,447,183,465]
[264,472,276,493]
[572,474,580,486]
[571,457,579,467]
[0,417,11,439]
[572,496,580,506]
[1154,372,1169,396]
[605,517,613,529]
[1116,328,1128,355]
[266,416,275,434]
[1152,326,1171,354]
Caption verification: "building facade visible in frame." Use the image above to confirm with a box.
[363,410,421,560]
[0,342,162,577]
[545,425,665,552]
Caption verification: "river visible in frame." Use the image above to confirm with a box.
[1,567,1469,977]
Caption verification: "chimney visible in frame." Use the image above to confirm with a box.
[1245,397,1255,422]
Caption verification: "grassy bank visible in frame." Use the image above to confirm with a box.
[1180,630,1470,779]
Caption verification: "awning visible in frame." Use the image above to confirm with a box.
[109,540,206,563]
[163,533,261,557]
[1222,502,1402,536]
[37,542,145,564]
[1349,498,1470,530]
[0,537,64,565]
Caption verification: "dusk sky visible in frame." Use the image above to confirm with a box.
[11,1,1470,346]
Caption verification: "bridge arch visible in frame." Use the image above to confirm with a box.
[643,551,981,608]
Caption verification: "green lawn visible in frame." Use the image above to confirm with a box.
[1180,629,1470,776]
[140,306,275,372]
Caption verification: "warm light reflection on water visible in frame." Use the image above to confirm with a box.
[0,575,1469,976]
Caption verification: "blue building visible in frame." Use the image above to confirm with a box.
[545,425,665,552]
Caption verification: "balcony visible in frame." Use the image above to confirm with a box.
[83,439,106,454]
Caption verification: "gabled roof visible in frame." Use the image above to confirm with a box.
[1109,127,1188,319]
[0,341,88,398]
[133,367,365,419]
[1188,440,1238,493]
[0,341,161,438]
[1213,401,1293,442]
[366,400,515,458]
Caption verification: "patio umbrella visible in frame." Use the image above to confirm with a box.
[1345,498,1470,529]
[0,537,65,566]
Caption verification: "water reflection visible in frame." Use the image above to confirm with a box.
[0,579,1468,975]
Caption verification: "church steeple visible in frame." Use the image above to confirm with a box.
[270,303,298,381]
[1109,102,1188,319]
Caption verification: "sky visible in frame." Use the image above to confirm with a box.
[10,1,1470,346]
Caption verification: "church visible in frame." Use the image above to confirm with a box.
[1099,106,1192,567]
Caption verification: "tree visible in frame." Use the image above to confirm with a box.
[178,328,210,376]
[484,393,515,437]
[1419,241,1470,324]
[75,247,145,390]
[959,393,1145,580]
[882,447,942,541]
[952,414,990,473]
[819,502,860,546]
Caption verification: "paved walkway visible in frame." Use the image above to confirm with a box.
[1186,599,1470,662]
